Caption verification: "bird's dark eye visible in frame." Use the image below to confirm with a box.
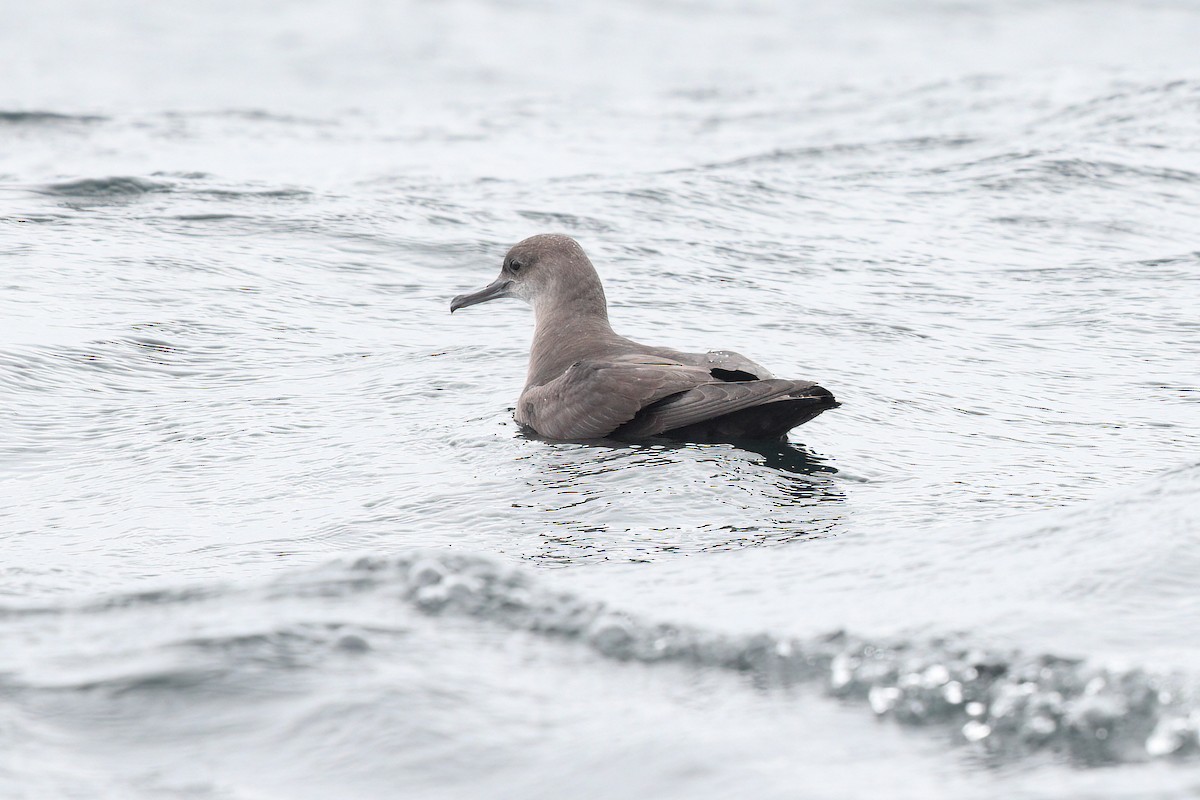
[509,259,523,273]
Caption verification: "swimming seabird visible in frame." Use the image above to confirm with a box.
[450,234,838,441]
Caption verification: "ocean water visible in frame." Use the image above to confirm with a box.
[2,0,1199,797]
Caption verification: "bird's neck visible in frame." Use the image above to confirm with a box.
[526,289,619,389]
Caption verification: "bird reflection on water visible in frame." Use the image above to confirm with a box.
[512,430,846,564]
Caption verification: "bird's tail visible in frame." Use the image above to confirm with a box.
[661,388,838,442]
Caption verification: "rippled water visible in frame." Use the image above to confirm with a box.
[3,0,1199,797]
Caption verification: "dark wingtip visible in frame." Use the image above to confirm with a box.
[803,384,838,407]
[801,392,838,412]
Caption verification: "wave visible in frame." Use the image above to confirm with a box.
[34,176,173,198]
[318,551,1200,765]
[31,175,313,203]
[3,544,1197,767]
[976,157,1200,193]
[0,111,106,125]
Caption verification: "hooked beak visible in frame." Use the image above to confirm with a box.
[450,278,513,313]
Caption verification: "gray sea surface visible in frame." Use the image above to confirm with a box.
[2,0,1199,797]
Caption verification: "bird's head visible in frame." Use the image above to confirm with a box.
[450,234,608,319]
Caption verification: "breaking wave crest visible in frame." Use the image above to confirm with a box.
[5,549,1197,768]
[323,552,1200,765]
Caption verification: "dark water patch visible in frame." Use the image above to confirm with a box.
[34,176,173,199]
[127,319,235,339]
[607,187,674,205]
[987,214,1167,242]
[685,136,979,174]
[1133,251,1200,270]
[516,210,616,232]
[114,171,315,202]
[0,213,73,225]
[992,252,1199,288]
[57,666,228,696]
[980,158,1200,193]
[168,212,250,222]
[146,213,316,243]
[195,186,314,200]
[124,336,178,355]
[166,109,339,126]
[898,149,1200,202]
[929,148,1042,175]
[0,111,107,124]
[1044,159,1200,184]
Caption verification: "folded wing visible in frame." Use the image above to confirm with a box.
[516,354,834,441]
[649,347,775,380]
[616,379,832,438]
[516,355,713,440]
